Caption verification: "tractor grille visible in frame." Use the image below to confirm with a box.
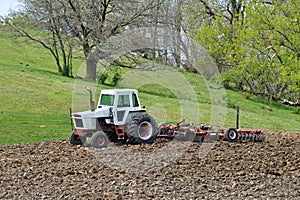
[75,118,83,128]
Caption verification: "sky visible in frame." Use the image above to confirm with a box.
[0,0,21,17]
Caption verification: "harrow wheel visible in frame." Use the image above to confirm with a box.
[224,128,238,142]
[92,131,108,148]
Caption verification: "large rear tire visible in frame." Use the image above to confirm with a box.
[126,114,157,144]
[92,131,108,148]
[224,128,238,142]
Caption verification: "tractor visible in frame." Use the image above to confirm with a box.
[70,87,157,148]
[70,88,265,148]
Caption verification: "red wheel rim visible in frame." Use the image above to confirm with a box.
[138,122,152,140]
[97,136,104,145]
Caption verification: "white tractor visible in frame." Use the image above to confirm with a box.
[70,87,157,148]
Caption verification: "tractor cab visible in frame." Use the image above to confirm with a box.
[96,89,144,125]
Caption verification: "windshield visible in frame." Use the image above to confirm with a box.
[100,94,115,106]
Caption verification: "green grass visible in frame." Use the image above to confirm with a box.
[0,25,299,145]
[0,25,81,145]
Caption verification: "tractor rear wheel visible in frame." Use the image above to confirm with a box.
[69,132,84,145]
[92,131,108,148]
[224,128,238,142]
[126,114,157,144]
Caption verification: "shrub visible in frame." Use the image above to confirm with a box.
[242,91,251,99]
[112,72,121,86]
[293,108,300,115]
[227,99,237,109]
[97,72,108,85]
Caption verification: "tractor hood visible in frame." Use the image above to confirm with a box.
[72,106,112,129]
[73,106,111,118]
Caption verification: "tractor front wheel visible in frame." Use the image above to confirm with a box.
[92,131,108,148]
[69,132,84,145]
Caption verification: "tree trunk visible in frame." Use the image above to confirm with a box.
[83,41,96,80]
[57,65,62,73]
[86,57,97,80]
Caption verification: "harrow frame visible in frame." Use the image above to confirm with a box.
[156,106,265,142]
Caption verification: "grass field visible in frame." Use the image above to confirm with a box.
[0,25,299,145]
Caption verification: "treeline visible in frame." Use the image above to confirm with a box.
[2,0,188,79]
[1,0,299,104]
[188,0,299,104]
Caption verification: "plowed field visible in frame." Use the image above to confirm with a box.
[0,130,299,199]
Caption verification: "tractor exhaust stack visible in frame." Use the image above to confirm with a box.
[85,86,95,112]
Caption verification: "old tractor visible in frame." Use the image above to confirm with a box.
[70,88,157,148]
[70,88,265,148]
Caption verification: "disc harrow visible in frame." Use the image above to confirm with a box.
[156,107,265,143]
[156,122,265,143]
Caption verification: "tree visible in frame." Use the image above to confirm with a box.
[55,0,161,80]
[242,0,300,102]
[11,0,161,79]
[186,0,247,73]
[187,0,300,103]
[6,0,73,76]
[146,0,195,69]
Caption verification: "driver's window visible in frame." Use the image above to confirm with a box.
[117,95,130,107]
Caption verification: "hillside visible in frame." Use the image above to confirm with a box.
[0,25,299,145]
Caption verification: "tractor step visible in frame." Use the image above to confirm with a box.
[118,136,125,140]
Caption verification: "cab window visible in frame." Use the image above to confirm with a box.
[132,94,139,107]
[100,94,115,106]
[117,95,130,107]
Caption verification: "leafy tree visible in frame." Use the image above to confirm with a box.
[240,0,300,102]
[188,0,300,103]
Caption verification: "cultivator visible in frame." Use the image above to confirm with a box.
[157,121,265,142]
[156,107,265,143]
